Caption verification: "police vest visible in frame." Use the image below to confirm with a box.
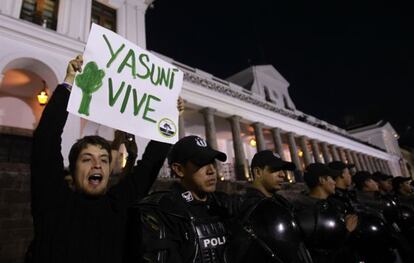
[296,199,348,250]
[193,215,228,263]
[228,196,312,263]
[139,190,230,263]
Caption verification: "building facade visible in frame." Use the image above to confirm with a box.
[0,0,409,180]
[0,2,411,261]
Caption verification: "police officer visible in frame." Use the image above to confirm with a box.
[328,161,358,214]
[392,177,414,205]
[226,150,312,263]
[138,135,231,263]
[352,172,413,263]
[373,172,394,196]
[352,171,384,211]
[392,176,414,248]
[289,163,358,263]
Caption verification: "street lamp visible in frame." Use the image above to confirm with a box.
[37,80,48,105]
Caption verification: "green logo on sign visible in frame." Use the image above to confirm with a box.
[75,61,105,116]
[158,118,177,138]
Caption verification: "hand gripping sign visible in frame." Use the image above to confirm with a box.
[68,24,183,143]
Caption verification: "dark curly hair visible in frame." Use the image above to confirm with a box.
[68,135,112,176]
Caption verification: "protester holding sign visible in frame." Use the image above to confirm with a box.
[68,24,183,144]
[30,55,182,263]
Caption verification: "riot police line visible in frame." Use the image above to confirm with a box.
[130,141,414,263]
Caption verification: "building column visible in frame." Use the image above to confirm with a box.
[287,132,302,171]
[321,142,332,163]
[378,158,386,172]
[363,155,374,173]
[381,159,390,174]
[370,157,380,172]
[57,0,92,41]
[351,151,362,171]
[178,115,186,139]
[331,145,340,161]
[360,155,369,172]
[310,139,323,163]
[201,107,217,149]
[377,159,386,173]
[271,128,285,160]
[371,157,381,172]
[344,149,357,173]
[365,155,375,173]
[401,159,411,177]
[0,0,23,18]
[253,122,266,152]
[374,158,384,173]
[228,115,248,180]
[370,156,379,172]
[383,160,392,175]
[344,149,354,165]
[357,153,368,171]
[299,136,312,167]
[380,160,386,173]
[338,147,347,163]
[115,0,155,48]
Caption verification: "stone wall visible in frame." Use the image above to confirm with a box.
[0,163,32,263]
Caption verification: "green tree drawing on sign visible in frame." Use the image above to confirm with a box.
[75,61,105,116]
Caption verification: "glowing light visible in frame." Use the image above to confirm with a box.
[37,80,48,105]
[277,223,285,232]
[249,138,257,147]
[298,149,303,157]
[327,220,336,228]
[37,90,48,105]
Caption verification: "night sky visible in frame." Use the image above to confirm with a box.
[145,0,414,146]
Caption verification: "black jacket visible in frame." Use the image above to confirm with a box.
[328,188,357,214]
[138,183,240,263]
[226,188,312,263]
[30,85,170,263]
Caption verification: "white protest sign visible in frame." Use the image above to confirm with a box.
[67,24,183,143]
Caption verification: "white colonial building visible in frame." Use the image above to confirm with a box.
[0,0,409,181]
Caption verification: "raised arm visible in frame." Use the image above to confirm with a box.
[110,130,138,179]
[31,56,83,212]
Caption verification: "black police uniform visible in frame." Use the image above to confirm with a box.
[139,183,231,263]
[289,194,351,263]
[226,188,312,263]
[329,187,358,214]
[393,193,414,248]
[353,190,414,263]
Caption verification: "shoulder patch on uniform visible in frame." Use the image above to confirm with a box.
[181,191,194,202]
